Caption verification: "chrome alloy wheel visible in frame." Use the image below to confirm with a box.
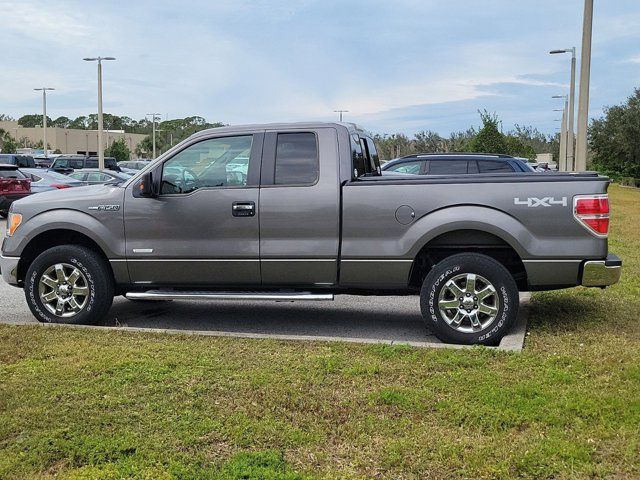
[38,263,89,318]
[437,273,500,333]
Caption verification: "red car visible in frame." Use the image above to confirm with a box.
[0,164,31,218]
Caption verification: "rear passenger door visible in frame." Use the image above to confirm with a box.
[259,128,341,286]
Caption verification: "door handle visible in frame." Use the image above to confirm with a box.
[232,201,255,217]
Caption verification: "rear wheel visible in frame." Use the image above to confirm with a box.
[25,245,114,324]
[419,253,519,345]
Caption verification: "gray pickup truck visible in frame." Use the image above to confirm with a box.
[1,122,621,345]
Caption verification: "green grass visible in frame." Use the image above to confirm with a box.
[1,184,639,479]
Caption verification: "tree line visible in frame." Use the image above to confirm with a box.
[374,111,557,161]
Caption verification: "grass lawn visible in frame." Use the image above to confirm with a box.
[1,184,639,479]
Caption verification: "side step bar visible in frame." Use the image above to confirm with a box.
[125,290,334,301]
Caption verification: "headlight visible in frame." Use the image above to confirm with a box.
[7,213,22,237]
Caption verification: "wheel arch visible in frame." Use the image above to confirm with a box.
[408,227,528,291]
[17,228,115,285]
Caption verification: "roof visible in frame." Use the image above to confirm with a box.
[189,121,368,139]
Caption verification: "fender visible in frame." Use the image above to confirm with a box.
[403,205,535,259]
[5,208,125,259]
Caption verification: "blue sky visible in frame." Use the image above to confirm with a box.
[1,0,639,136]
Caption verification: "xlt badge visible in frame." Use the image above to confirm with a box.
[88,205,121,211]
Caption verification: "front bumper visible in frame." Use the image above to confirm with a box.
[581,254,622,287]
[0,253,20,286]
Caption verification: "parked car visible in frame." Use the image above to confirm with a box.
[20,169,84,193]
[33,156,53,168]
[382,153,536,175]
[118,160,152,170]
[0,164,31,218]
[49,155,121,174]
[0,154,36,168]
[0,122,621,346]
[67,169,133,186]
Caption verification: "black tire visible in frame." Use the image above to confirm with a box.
[25,245,114,324]
[419,253,519,346]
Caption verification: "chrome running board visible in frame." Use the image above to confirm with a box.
[125,290,334,301]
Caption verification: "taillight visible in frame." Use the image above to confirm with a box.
[51,184,71,189]
[573,195,610,237]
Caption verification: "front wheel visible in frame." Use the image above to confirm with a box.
[25,245,114,324]
[420,253,519,345]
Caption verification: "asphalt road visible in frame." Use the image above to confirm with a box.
[0,219,528,349]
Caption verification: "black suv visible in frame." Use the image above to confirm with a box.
[49,155,121,174]
[0,154,36,168]
[381,153,536,175]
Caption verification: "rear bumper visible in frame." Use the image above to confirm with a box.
[0,253,20,286]
[581,254,622,287]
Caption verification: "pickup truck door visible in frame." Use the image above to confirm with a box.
[123,132,264,285]
[259,128,341,285]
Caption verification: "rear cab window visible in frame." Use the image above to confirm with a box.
[274,132,318,185]
[0,169,26,179]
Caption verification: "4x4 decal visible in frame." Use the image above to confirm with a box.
[514,197,567,207]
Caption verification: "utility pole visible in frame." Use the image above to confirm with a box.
[146,113,161,158]
[83,56,116,170]
[33,87,54,157]
[555,105,568,171]
[576,0,593,171]
[333,109,349,122]
[552,95,568,171]
[550,47,576,170]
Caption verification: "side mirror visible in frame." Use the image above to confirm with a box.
[136,172,157,198]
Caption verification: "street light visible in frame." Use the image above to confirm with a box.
[146,113,161,159]
[552,95,568,171]
[550,47,576,171]
[83,56,116,170]
[334,109,349,122]
[576,0,593,172]
[33,87,54,157]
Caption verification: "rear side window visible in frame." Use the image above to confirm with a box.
[477,161,514,173]
[274,132,318,185]
[86,158,98,168]
[0,169,26,179]
[428,160,468,175]
[352,135,381,178]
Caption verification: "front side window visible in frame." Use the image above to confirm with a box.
[274,132,318,185]
[161,135,253,194]
[387,161,422,174]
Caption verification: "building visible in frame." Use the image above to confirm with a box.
[0,120,147,158]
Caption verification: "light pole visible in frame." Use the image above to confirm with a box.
[334,109,349,122]
[552,95,568,171]
[146,113,161,158]
[83,56,116,170]
[33,87,54,157]
[576,0,593,171]
[550,47,576,171]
